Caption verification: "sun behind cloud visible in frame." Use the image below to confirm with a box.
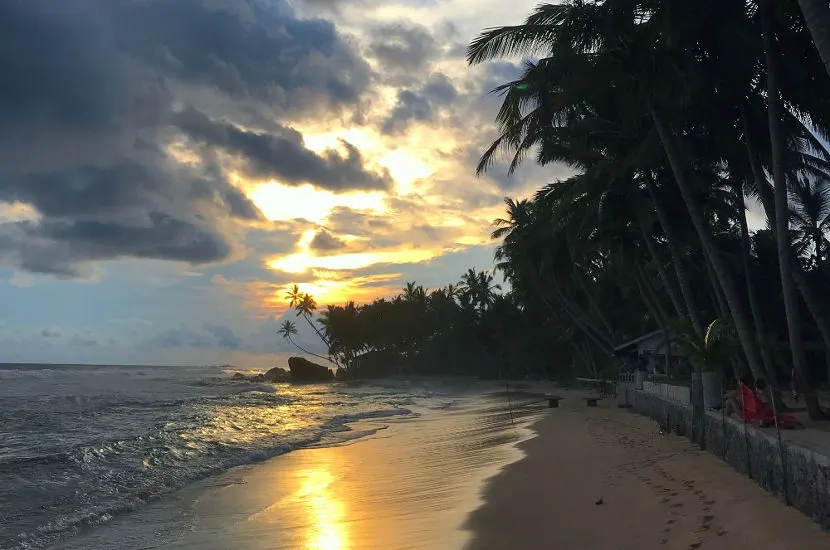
[248,183,386,224]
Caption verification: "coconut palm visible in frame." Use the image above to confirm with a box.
[468,0,786,394]
[277,320,332,364]
[795,0,830,77]
[790,176,830,270]
[285,284,303,309]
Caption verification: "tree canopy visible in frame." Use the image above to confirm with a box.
[280,0,830,421]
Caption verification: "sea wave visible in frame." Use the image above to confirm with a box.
[2,402,412,550]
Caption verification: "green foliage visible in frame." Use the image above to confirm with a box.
[464,0,830,393]
[672,318,737,373]
[284,271,559,379]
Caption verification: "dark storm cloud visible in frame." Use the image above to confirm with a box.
[309,230,346,251]
[382,73,458,134]
[174,108,392,191]
[369,23,440,73]
[0,0,374,277]
[0,213,231,278]
[109,0,371,111]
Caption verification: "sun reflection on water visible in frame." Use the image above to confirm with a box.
[297,468,348,550]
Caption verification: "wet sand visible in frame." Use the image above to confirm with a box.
[58,390,546,550]
[465,391,830,550]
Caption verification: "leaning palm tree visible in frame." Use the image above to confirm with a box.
[293,292,329,346]
[277,320,333,364]
[795,0,830,77]
[466,0,773,390]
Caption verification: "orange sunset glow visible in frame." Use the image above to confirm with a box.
[0,0,558,367]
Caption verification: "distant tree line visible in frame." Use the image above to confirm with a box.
[279,271,559,380]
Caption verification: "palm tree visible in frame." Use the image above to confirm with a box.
[760,0,820,417]
[285,284,303,309]
[795,0,830,77]
[458,268,501,312]
[467,0,773,389]
[790,176,830,270]
[277,320,333,364]
[291,291,331,347]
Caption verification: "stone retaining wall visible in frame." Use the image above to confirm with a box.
[629,390,830,530]
[641,381,691,404]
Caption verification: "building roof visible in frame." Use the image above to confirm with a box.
[612,329,675,356]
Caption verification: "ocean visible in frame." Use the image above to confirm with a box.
[1,364,544,550]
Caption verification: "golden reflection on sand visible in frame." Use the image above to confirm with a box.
[296,468,348,550]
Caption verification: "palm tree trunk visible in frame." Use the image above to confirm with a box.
[550,277,614,353]
[575,340,599,378]
[637,219,685,318]
[735,185,779,386]
[571,269,616,338]
[793,268,830,353]
[635,262,671,329]
[745,119,830,371]
[528,268,613,354]
[646,176,705,338]
[550,275,612,344]
[650,106,768,384]
[633,273,663,329]
[287,335,337,365]
[303,314,332,348]
[761,0,823,419]
[796,0,830,78]
[702,250,728,319]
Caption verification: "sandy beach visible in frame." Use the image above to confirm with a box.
[466,391,830,550]
[46,386,830,550]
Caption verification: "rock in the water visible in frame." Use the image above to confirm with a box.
[251,374,265,382]
[262,367,290,382]
[288,357,334,382]
[231,372,246,380]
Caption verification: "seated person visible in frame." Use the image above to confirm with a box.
[724,387,741,417]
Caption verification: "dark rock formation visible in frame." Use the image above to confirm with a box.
[263,367,290,382]
[335,367,348,380]
[288,356,334,382]
[231,372,246,380]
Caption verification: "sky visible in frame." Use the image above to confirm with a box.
[0,0,577,367]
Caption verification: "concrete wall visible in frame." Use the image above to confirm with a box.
[641,381,691,404]
[629,390,830,530]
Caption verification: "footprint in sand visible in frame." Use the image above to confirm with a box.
[670,503,684,509]
[688,543,702,549]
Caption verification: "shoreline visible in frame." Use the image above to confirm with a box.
[464,392,830,550]
[55,389,545,550]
